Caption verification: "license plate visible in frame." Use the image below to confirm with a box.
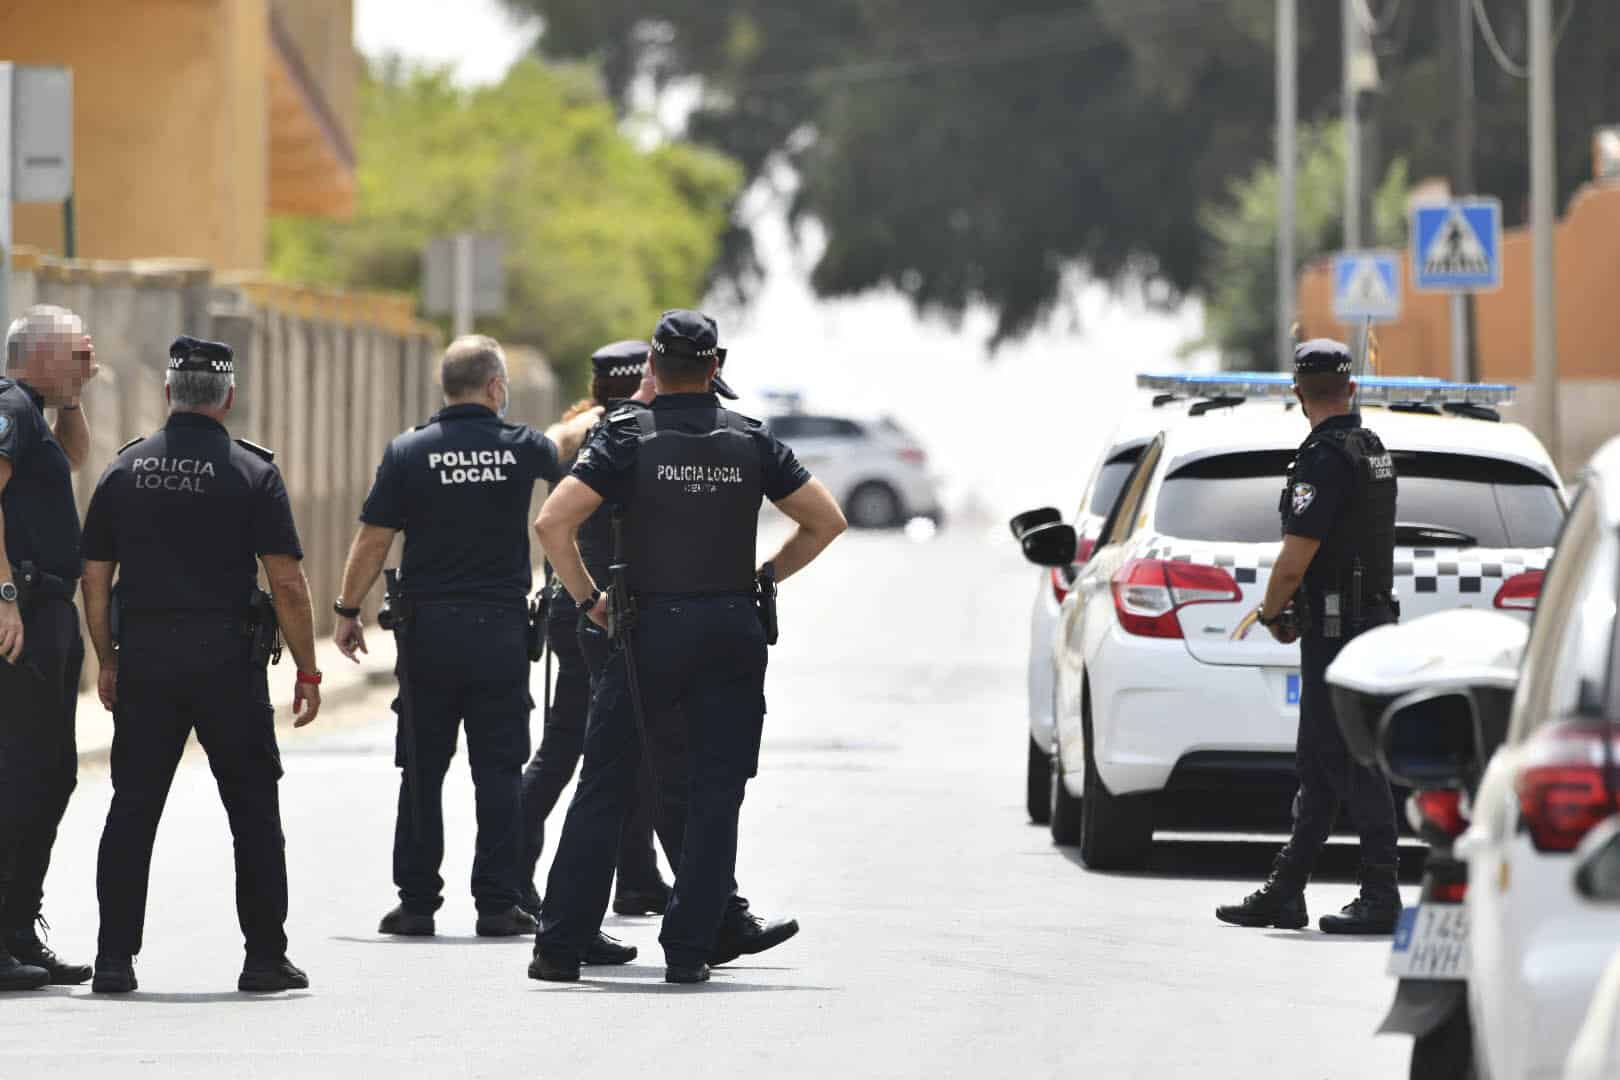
[1284,671,1301,706]
[1388,903,1469,980]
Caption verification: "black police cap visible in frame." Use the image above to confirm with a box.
[648,310,738,399]
[591,340,649,379]
[1293,338,1353,376]
[168,335,234,374]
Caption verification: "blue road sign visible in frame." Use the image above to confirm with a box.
[1412,199,1502,292]
[1332,250,1402,322]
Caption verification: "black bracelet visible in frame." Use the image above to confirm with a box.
[333,599,362,619]
[582,589,602,609]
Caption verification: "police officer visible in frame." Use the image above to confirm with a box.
[531,310,847,984]
[0,306,97,991]
[333,335,603,940]
[79,335,323,993]
[519,341,668,920]
[1216,339,1402,935]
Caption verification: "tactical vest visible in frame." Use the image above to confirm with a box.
[621,405,762,595]
[1281,424,1398,615]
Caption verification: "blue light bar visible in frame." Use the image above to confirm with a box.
[1137,372,1517,407]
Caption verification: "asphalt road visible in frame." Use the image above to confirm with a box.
[5,521,1413,1079]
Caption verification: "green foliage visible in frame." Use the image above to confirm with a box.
[268,57,741,390]
[1200,122,1408,369]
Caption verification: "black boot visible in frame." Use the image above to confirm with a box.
[91,954,137,994]
[710,912,800,966]
[583,932,637,966]
[0,941,49,992]
[612,879,672,917]
[5,921,91,985]
[238,957,309,993]
[475,906,538,938]
[1320,863,1402,935]
[378,904,435,937]
[1215,859,1308,929]
[517,883,543,920]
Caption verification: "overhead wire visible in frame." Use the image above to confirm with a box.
[1470,0,1580,80]
[1353,0,1405,37]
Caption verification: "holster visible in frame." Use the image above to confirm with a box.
[756,566,779,646]
[379,568,424,839]
[245,587,282,668]
[526,586,549,663]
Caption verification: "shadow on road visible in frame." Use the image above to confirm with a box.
[533,979,834,995]
[1057,837,1427,883]
[77,991,312,1004]
[328,935,532,946]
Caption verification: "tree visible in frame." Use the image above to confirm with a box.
[503,0,1620,347]
[1200,122,1408,369]
[268,57,741,388]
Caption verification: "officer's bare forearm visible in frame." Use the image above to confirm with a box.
[81,560,117,666]
[337,524,396,608]
[545,408,603,462]
[52,405,89,469]
[536,477,606,603]
[1262,534,1321,619]
[766,479,848,582]
[263,555,319,674]
[0,461,14,586]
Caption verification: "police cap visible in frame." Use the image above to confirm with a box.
[168,335,235,374]
[1293,338,1352,376]
[648,311,738,399]
[591,340,649,379]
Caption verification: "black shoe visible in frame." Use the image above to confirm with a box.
[5,923,91,986]
[1318,896,1400,934]
[475,906,538,938]
[238,957,309,993]
[665,962,710,985]
[0,943,49,992]
[528,951,580,983]
[91,955,137,994]
[612,880,672,917]
[517,884,543,920]
[378,905,435,937]
[709,913,800,966]
[583,932,637,966]
[1216,873,1309,930]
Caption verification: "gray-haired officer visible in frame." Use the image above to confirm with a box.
[1217,339,1401,934]
[532,310,847,984]
[0,305,97,991]
[333,335,601,940]
[80,335,323,993]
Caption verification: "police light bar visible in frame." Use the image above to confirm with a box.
[1137,372,1517,407]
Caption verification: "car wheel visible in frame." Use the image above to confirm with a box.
[1027,735,1052,825]
[1048,742,1084,845]
[846,481,903,529]
[1409,1005,1475,1080]
[1077,683,1154,870]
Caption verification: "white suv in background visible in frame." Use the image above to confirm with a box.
[1030,374,1565,870]
[762,412,941,528]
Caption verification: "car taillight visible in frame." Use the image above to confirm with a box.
[1494,570,1544,611]
[1111,559,1241,639]
[1430,880,1469,903]
[897,447,927,466]
[1413,789,1468,838]
[1515,722,1620,852]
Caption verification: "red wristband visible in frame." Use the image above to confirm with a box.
[296,670,323,686]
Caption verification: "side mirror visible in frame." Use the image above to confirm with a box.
[1375,687,1482,790]
[1021,522,1078,568]
[1009,506,1062,541]
[1575,818,1620,903]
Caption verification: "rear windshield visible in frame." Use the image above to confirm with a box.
[1087,446,1144,518]
[1154,449,1564,547]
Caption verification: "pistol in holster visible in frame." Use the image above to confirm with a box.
[378,568,411,632]
[246,587,283,668]
[606,561,637,646]
[526,586,549,663]
[756,565,779,646]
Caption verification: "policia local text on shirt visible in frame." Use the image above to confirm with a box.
[532,309,848,986]
[79,335,324,995]
[332,336,601,939]
[0,306,98,992]
[1216,339,1402,937]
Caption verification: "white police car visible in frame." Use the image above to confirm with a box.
[1018,373,1566,869]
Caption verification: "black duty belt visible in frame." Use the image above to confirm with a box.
[410,593,527,611]
[637,589,755,602]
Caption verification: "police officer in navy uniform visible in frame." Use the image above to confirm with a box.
[0,306,98,991]
[1217,339,1402,935]
[79,336,323,993]
[333,335,604,941]
[532,310,847,984]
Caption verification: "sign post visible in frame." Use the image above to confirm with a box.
[0,64,75,336]
[423,232,505,339]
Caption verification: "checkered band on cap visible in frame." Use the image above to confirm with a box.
[649,338,721,359]
[167,354,235,374]
[604,362,645,378]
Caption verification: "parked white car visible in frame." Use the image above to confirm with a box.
[762,412,940,528]
[1019,374,1565,869]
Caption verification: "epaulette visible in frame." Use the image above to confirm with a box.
[235,438,275,463]
[117,435,144,454]
[607,406,643,426]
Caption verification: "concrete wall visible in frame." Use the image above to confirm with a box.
[8,252,561,670]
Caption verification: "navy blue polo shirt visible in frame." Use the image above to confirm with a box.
[1282,413,1360,541]
[361,404,563,598]
[0,377,82,580]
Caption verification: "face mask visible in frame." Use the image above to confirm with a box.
[495,377,511,419]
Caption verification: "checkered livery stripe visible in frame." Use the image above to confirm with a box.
[1138,536,1553,594]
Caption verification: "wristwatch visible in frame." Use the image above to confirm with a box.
[1256,608,1276,627]
[333,598,361,619]
[0,582,16,603]
[583,588,603,610]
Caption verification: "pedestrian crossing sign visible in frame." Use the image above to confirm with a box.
[1412,199,1502,292]
[1332,250,1402,323]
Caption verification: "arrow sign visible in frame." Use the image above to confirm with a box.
[1412,199,1502,292]
[1332,250,1402,322]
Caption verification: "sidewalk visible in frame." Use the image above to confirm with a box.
[75,633,400,761]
